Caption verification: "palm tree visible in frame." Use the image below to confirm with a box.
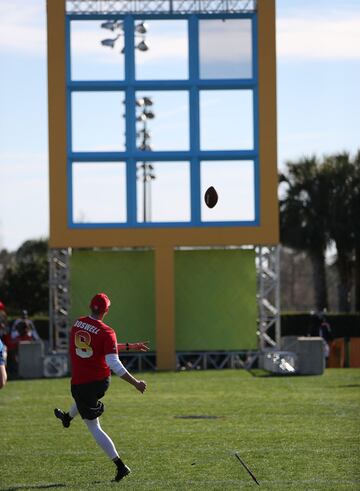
[321,153,354,312]
[279,157,329,310]
[351,150,360,311]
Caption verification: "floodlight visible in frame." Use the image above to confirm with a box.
[136,40,149,52]
[136,97,153,107]
[101,20,123,31]
[143,110,155,119]
[135,22,148,34]
[143,96,153,106]
[101,35,120,48]
[101,20,116,30]
[136,110,155,122]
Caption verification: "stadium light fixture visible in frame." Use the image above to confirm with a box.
[135,21,148,34]
[101,20,123,31]
[101,35,121,48]
[136,40,149,52]
[136,97,153,107]
[136,96,156,222]
[100,21,149,53]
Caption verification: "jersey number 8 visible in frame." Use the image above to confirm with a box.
[75,330,93,359]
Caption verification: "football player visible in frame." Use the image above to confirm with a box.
[54,293,148,482]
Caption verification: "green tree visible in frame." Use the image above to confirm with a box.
[0,249,14,281]
[279,157,329,310]
[0,239,49,315]
[15,239,48,264]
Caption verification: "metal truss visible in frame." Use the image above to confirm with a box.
[46,245,280,363]
[120,352,157,370]
[66,0,257,15]
[176,350,259,370]
[256,245,281,350]
[49,248,71,352]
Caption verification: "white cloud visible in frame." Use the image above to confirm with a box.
[277,15,360,60]
[0,0,46,56]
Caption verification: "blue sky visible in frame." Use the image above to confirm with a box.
[0,0,359,251]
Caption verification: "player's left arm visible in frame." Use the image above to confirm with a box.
[0,342,7,389]
[105,353,147,393]
[117,341,150,352]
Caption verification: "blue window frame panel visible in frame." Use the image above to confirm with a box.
[66,12,259,229]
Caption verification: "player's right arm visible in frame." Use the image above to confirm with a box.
[117,341,149,352]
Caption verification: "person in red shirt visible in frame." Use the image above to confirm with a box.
[0,300,7,328]
[54,293,148,482]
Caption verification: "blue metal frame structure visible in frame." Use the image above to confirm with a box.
[66,10,259,229]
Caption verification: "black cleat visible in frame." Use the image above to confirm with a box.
[54,408,72,428]
[115,464,131,482]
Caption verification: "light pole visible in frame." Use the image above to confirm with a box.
[136,97,156,222]
[100,20,154,222]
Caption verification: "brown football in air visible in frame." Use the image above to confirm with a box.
[204,186,218,208]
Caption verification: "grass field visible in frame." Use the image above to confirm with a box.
[1,369,359,490]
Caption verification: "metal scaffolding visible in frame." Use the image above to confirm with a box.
[48,246,281,359]
[176,350,259,370]
[256,245,281,350]
[66,0,257,15]
[49,248,71,352]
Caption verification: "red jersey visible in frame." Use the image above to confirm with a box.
[69,315,118,385]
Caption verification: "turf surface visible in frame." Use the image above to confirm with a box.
[1,369,359,490]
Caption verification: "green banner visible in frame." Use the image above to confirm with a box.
[175,249,257,350]
[70,248,257,351]
[70,250,156,346]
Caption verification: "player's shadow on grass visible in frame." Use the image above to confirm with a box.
[2,485,67,491]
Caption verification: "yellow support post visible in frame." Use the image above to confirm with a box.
[257,0,279,241]
[47,0,67,247]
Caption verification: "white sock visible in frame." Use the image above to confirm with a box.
[84,418,119,460]
[68,403,78,419]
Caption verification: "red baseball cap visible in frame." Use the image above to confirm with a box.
[90,293,111,314]
[0,301,5,311]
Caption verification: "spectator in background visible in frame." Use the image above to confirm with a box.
[0,338,7,389]
[0,301,17,375]
[3,310,41,376]
[15,321,36,342]
[310,310,333,366]
[12,310,40,341]
[0,300,7,336]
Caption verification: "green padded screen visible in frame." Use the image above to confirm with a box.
[70,250,156,346]
[175,249,257,350]
[70,248,257,350]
